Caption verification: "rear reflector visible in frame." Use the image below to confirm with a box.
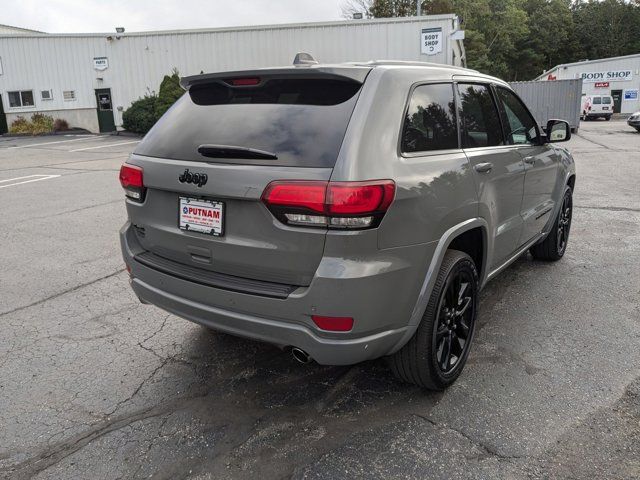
[119,164,145,201]
[261,179,395,229]
[312,315,354,332]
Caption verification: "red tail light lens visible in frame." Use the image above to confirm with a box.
[119,164,145,201]
[261,181,326,213]
[261,180,395,229]
[327,181,396,215]
[312,315,354,332]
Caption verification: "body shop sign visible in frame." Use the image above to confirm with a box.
[579,70,632,82]
[421,27,442,55]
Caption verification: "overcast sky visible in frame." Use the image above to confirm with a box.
[4,0,348,33]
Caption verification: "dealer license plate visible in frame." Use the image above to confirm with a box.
[179,197,224,236]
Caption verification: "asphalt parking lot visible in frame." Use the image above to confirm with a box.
[0,122,639,480]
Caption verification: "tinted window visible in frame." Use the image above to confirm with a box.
[602,96,612,104]
[592,97,602,104]
[495,88,539,145]
[190,79,360,106]
[135,77,363,167]
[401,83,458,153]
[457,84,503,148]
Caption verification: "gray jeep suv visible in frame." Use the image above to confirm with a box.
[119,61,575,390]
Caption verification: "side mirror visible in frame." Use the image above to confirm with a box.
[546,119,571,143]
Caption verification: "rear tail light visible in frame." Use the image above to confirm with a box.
[261,180,395,229]
[119,164,145,201]
[312,315,354,332]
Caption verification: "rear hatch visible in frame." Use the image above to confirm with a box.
[591,95,612,113]
[125,67,369,288]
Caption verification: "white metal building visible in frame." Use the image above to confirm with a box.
[536,54,640,114]
[0,15,465,133]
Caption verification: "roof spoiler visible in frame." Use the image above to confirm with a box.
[180,66,370,90]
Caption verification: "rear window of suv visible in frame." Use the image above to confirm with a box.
[592,97,602,104]
[602,96,612,104]
[134,77,364,168]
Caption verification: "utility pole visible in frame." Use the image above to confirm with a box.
[417,0,421,16]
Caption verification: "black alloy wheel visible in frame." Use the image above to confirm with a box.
[389,250,478,390]
[556,189,572,256]
[434,268,475,374]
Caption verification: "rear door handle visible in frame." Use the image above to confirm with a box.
[474,162,493,173]
[523,156,536,165]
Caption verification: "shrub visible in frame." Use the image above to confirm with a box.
[9,116,31,134]
[122,68,184,134]
[53,118,70,131]
[30,113,54,134]
[156,68,183,117]
[9,114,55,135]
[122,94,159,134]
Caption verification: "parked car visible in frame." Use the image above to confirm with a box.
[628,111,640,132]
[581,94,614,120]
[119,60,576,390]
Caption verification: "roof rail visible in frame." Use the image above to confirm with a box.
[356,60,477,73]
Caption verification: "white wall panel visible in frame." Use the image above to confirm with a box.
[0,16,463,131]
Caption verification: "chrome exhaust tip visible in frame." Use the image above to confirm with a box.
[291,347,312,364]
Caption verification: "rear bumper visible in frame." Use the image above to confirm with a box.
[120,222,434,365]
[627,119,640,128]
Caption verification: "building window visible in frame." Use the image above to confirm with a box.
[8,90,34,108]
[41,90,53,101]
[63,90,76,101]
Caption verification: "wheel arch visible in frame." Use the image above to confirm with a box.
[387,217,489,355]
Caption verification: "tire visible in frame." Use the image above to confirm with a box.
[606,115,611,121]
[530,185,573,261]
[389,250,478,390]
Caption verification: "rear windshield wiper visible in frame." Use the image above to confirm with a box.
[197,144,278,160]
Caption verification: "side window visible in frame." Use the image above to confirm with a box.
[401,83,458,153]
[495,88,539,145]
[457,83,504,148]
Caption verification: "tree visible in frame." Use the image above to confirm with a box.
[341,0,374,19]
[122,68,185,134]
[363,0,640,80]
[156,68,183,117]
[572,0,640,61]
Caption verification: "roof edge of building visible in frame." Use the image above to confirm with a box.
[0,14,459,39]
[534,53,640,80]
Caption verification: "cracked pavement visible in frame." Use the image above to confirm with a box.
[0,122,639,479]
